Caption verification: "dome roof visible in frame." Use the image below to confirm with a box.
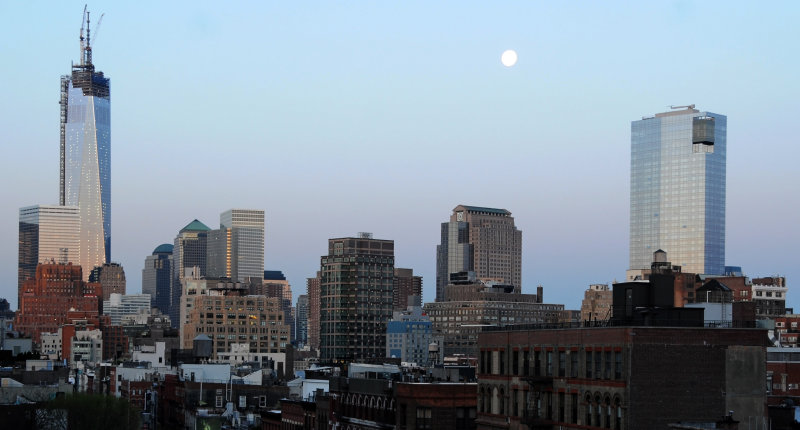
[153,243,174,254]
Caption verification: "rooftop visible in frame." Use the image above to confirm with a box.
[180,219,211,233]
[457,205,511,215]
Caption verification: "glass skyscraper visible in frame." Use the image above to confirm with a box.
[18,205,80,305]
[629,106,726,275]
[60,15,111,279]
[207,209,265,282]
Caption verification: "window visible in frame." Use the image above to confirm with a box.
[594,352,602,379]
[546,351,553,376]
[513,350,519,375]
[614,352,622,380]
[558,351,566,377]
[571,393,578,424]
[416,407,432,429]
[534,351,541,376]
[523,350,530,376]
[586,350,593,378]
[571,351,578,378]
[216,395,223,408]
[605,351,612,379]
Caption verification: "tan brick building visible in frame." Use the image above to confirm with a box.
[181,285,289,358]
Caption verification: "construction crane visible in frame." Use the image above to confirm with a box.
[79,5,87,65]
[669,104,695,110]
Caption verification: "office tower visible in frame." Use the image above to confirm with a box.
[207,209,265,282]
[296,295,309,345]
[393,268,423,311]
[89,262,126,300]
[15,262,102,343]
[18,205,80,304]
[256,271,294,341]
[60,10,111,278]
[435,205,523,301]
[172,219,210,327]
[629,106,727,275]
[306,273,321,350]
[142,244,173,314]
[320,233,394,362]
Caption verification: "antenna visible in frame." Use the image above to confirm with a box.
[85,12,104,66]
[85,11,91,65]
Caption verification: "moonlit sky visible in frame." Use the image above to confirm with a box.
[2,2,798,311]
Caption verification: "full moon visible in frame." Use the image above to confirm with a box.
[501,49,518,67]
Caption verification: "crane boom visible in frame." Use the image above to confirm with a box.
[79,5,87,65]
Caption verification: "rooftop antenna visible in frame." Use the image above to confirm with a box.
[79,5,87,65]
[85,12,104,66]
[85,10,92,66]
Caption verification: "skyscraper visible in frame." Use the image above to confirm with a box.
[296,294,309,346]
[207,209,265,282]
[172,219,210,327]
[61,10,111,278]
[320,233,394,362]
[392,268,422,311]
[306,272,321,350]
[89,262,126,301]
[142,244,173,314]
[435,205,522,301]
[629,106,726,275]
[18,205,80,304]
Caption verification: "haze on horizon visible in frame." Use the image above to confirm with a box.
[1,1,798,311]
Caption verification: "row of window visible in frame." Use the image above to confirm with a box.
[481,348,624,381]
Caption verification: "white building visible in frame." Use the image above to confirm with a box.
[215,343,287,373]
[103,293,151,325]
[131,342,167,369]
[71,329,103,365]
[40,330,62,360]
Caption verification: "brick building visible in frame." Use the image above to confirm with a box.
[580,284,612,322]
[306,273,321,350]
[395,382,477,430]
[89,262,127,300]
[476,326,767,429]
[181,284,289,359]
[393,268,423,311]
[15,262,102,343]
[425,278,562,357]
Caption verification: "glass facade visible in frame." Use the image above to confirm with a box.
[17,205,80,303]
[629,109,726,274]
[210,209,265,282]
[142,244,174,315]
[63,68,111,278]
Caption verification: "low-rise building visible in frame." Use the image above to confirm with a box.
[425,277,563,357]
[580,284,612,322]
[476,325,767,429]
[386,302,441,366]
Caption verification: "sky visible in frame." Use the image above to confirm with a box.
[1,1,798,311]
